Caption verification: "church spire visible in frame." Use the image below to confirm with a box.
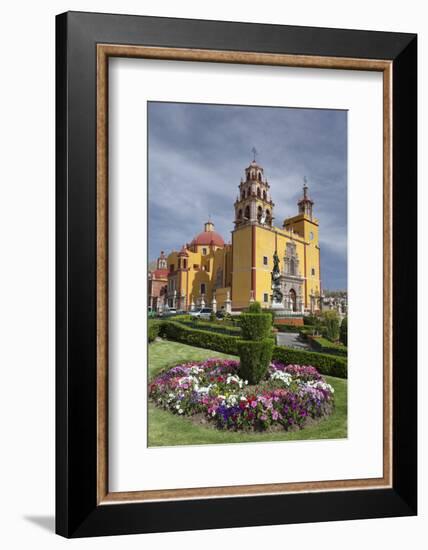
[297,177,314,219]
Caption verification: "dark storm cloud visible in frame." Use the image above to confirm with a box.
[148,102,347,290]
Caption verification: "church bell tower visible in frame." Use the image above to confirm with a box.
[234,151,275,228]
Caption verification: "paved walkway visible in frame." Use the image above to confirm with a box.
[276,332,311,350]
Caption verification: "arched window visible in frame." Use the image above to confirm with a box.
[237,209,242,220]
[289,258,295,276]
[263,190,267,201]
[258,172,262,182]
[257,205,263,222]
[244,205,250,220]
[257,187,261,198]
[241,190,245,200]
[266,209,271,225]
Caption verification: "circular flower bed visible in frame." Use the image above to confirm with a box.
[149,359,335,432]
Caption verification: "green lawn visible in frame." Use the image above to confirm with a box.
[148,340,347,447]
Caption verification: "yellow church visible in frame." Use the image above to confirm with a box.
[162,159,321,314]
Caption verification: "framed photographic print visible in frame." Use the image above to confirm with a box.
[56,11,417,538]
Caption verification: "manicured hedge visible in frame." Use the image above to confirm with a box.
[174,318,242,337]
[274,323,301,333]
[160,321,239,355]
[272,346,347,379]
[308,336,348,357]
[161,321,347,379]
[148,320,161,342]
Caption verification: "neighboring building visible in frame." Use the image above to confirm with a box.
[164,222,233,312]
[321,290,347,317]
[158,160,322,313]
[148,251,168,312]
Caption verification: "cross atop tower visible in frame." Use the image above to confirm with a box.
[251,146,258,162]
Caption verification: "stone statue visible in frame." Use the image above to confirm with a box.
[271,250,283,306]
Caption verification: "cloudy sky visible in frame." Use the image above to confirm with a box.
[148,102,347,290]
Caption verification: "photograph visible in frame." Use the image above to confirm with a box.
[147,102,348,447]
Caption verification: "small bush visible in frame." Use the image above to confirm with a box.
[322,310,341,341]
[248,301,262,313]
[209,312,217,322]
[148,321,160,342]
[304,314,319,326]
[237,339,275,384]
[340,317,348,346]
[239,313,272,340]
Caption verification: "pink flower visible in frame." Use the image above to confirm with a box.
[251,400,258,408]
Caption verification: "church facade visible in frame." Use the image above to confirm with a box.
[151,160,322,313]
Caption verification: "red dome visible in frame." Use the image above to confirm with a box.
[152,269,168,279]
[191,230,225,247]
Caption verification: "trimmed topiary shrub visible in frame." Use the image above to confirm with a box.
[248,301,262,313]
[236,339,275,384]
[237,309,273,383]
[239,313,272,340]
[340,316,348,346]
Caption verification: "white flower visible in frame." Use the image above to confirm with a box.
[178,409,184,414]
[305,380,334,393]
[270,370,292,386]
